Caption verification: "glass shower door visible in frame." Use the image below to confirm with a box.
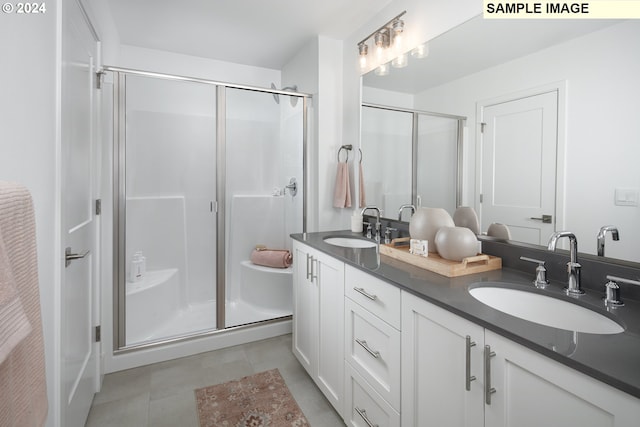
[415,114,460,214]
[122,74,217,346]
[361,106,413,219]
[224,87,304,328]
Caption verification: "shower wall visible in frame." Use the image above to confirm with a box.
[125,76,217,306]
[361,106,413,217]
[416,115,459,214]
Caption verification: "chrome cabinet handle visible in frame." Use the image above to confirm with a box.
[484,345,497,404]
[310,257,317,281]
[353,287,377,300]
[355,407,378,427]
[355,338,380,359]
[305,254,317,282]
[65,247,89,267]
[465,335,477,391]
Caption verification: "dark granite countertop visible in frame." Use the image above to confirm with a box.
[291,230,640,400]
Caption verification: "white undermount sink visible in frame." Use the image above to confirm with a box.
[469,285,624,334]
[323,236,377,249]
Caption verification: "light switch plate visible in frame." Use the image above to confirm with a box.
[614,188,639,206]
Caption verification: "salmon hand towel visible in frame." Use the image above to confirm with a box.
[0,237,32,364]
[251,246,293,268]
[0,181,48,427]
[333,161,352,208]
[359,161,366,208]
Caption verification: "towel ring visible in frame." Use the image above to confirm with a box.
[338,145,352,163]
[358,148,363,164]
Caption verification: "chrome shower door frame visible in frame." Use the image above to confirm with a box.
[110,67,309,353]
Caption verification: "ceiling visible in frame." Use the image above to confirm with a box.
[363,17,619,94]
[106,0,393,69]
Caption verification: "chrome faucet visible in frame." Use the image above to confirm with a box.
[398,204,416,221]
[597,225,619,257]
[548,231,584,295]
[361,206,381,242]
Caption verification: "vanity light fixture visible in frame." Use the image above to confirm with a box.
[357,10,406,73]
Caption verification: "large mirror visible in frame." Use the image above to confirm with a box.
[361,16,640,263]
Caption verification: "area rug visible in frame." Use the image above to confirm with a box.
[195,368,310,427]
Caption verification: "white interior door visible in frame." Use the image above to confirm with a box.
[61,1,99,425]
[480,91,558,245]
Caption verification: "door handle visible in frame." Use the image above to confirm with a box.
[65,247,89,267]
[530,214,552,223]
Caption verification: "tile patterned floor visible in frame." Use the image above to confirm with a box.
[85,334,344,427]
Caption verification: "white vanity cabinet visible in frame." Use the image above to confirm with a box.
[485,330,640,427]
[401,291,485,427]
[344,265,401,426]
[402,291,640,427]
[292,240,345,414]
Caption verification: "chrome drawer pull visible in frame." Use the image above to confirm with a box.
[465,335,477,391]
[355,407,379,427]
[484,345,497,404]
[353,287,377,300]
[306,254,312,280]
[355,338,380,359]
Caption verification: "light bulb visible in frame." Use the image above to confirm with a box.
[392,19,404,52]
[375,63,390,76]
[411,43,429,59]
[359,55,367,70]
[392,53,408,68]
[358,43,368,70]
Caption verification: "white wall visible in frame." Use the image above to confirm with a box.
[0,3,59,427]
[282,37,320,230]
[117,44,281,88]
[414,20,640,260]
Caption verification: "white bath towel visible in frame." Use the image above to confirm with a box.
[0,182,48,427]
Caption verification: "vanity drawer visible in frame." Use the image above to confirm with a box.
[345,362,400,427]
[345,298,400,410]
[345,265,401,329]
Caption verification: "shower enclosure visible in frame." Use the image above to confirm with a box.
[361,104,464,220]
[111,68,307,349]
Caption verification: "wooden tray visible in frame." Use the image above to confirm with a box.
[379,237,501,277]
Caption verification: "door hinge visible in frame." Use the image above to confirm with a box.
[95,325,101,342]
[96,71,105,89]
[95,199,102,215]
[479,194,484,203]
[480,122,487,133]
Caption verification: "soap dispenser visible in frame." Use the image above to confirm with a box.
[129,251,144,282]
